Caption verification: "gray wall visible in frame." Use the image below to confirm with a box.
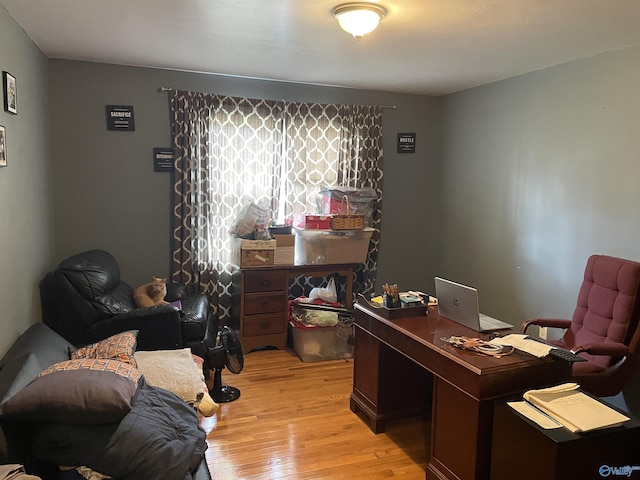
[48,60,442,290]
[0,6,54,355]
[440,46,640,328]
[3,3,640,358]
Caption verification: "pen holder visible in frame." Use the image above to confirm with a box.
[383,294,401,309]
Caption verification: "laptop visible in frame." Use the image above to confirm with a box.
[434,277,513,332]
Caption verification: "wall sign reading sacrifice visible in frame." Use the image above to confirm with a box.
[106,105,135,131]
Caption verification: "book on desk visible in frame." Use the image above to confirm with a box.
[521,382,630,433]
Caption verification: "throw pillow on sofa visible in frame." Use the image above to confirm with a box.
[134,349,218,417]
[0,358,141,424]
[70,330,139,367]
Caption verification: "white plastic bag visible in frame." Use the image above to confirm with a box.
[229,202,269,237]
[291,306,339,327]
[309,277,337,303]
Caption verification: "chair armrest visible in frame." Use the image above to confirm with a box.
[89,306,184,350]
[166,282,188,301]
[116,304,179,319]
[521,318,572,334]
[572,342,630,357]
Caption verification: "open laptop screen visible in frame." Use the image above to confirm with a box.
[435,277,512,332]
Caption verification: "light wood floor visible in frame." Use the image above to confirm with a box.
[201,348,429,480]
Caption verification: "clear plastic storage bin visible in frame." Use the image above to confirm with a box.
[290,321,353,362]
[293,227,374,264]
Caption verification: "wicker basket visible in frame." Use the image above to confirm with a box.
[330,196,365,230]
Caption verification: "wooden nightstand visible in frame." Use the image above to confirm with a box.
[233,264,355,354]
[237,268,289,353]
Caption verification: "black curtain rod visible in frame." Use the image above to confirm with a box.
[158,86,397,110]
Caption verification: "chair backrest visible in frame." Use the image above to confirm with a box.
[40,249,136,345]
[562,254,640,369]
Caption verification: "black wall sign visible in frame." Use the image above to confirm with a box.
[397,132,416,153]
[106,105,135,131]
[153,148,175,172]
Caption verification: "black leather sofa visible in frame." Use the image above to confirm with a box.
[39,250,217,357]
[0,323,212,480]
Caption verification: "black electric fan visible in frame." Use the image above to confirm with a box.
[206,326,244,403]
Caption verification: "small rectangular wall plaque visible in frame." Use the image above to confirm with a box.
[397,132,416,153]
[106,105,135,131]
[153,147,174,172]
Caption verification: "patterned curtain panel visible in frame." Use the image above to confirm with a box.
[171,90,383,321]
[170,91,220,299]
[281,103,383,297]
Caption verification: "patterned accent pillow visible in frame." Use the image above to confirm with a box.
[70,330,138,367]
[40,358,142,383]
[0,358,141,424]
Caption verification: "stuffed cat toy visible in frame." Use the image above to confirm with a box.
[133,277,169,308]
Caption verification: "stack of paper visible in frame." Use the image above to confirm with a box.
[522,383,630,433]
[489,334,553,358]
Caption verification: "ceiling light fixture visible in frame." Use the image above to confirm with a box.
[332,2,387,40]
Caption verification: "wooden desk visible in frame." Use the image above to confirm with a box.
[350,302,571,480]
[234,263,354,353]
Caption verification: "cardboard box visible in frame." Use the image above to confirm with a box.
[238,239,277,249]
[293,227,374,265]
[274,234,295,247]
[231,237,276,268]
[239,249,275,268]
[293,213,332,230]
[274,234,295,265]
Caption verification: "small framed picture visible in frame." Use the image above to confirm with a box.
[0,125,6,167]
[3,71,17,115]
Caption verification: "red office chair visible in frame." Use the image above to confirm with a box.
[522,254,640,397]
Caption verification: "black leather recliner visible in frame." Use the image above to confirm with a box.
[39,249,217,357]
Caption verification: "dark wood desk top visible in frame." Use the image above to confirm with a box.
[355,302,571,400]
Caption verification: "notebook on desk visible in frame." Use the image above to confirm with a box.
[435,277,513,332]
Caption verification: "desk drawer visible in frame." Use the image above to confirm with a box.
[244,292,287,315]
[243,314,286,337]
[244,269,287,293]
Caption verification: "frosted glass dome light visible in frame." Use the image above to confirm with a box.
[332,3,387,40]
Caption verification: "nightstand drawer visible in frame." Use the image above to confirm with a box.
[244,269,287,293]
[244,291,288,315]
[243,314,286,337]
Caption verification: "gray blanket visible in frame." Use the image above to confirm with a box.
[32,383,207,480]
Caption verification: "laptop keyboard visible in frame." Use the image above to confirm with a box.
[480,315,512,330]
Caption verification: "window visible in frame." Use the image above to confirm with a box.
[170,91,383,318]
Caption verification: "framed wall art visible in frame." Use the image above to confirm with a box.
[3,72,17,115]
[0,125,6,167]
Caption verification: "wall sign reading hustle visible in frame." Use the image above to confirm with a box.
[105,105,135,131]
[397,132,416,153]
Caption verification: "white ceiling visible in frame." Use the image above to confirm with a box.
[2,0,640,96]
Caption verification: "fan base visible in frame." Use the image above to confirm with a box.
[211,385,241,403]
